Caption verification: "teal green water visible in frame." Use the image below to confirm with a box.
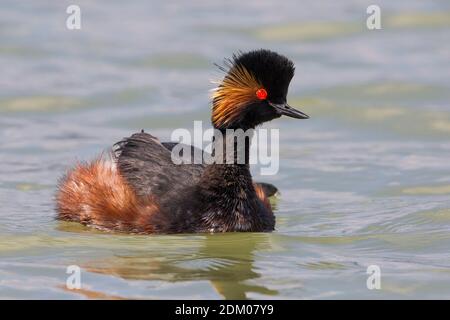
[1,1,450,299]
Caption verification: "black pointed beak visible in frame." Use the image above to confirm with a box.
[268,102,309,119]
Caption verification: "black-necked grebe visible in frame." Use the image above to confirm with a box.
[56,49,309,234]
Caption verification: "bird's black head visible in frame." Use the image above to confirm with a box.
[212,49,308,130]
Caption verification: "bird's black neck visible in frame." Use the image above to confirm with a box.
[214,128,253,165]
[196,129,272,232]
[199,128,255,192]
[200,129,253,184]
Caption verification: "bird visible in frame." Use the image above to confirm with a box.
[56,49,309,234]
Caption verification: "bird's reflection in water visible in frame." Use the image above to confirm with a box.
[84,232,278,299]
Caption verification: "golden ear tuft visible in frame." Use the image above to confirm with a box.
[211,64,262,127]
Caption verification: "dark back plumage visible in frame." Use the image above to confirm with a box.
[113,132,205,199]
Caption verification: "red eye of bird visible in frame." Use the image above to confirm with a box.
[256,88,267,100]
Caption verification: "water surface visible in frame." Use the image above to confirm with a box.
[1,0,450,299]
